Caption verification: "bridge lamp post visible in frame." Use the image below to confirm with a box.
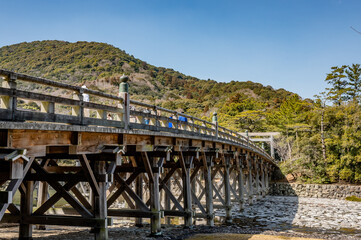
[212,112,218,139]
[118,75,130,130]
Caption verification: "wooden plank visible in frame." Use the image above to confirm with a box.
[0,204,8,222]
[163,210,188,217]
[10,130,72,147]
[141,152,154,183]
[71,185,92,210]
[211,182,226,205]
[191,190,206,214]
[78,154,100,196]
[121,191,136,209]
[107,209,151,218]
[81,132,118,146]
[178,151,187,173]
[8,203,20,215]
[2,214,100,227]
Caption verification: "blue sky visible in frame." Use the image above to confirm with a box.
[0,0,360,99]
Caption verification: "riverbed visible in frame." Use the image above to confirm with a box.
[0,196,360,239]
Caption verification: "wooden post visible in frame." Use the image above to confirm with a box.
[183,164,192,227]
[203,156,214,226]
[40,101,55,114]
[94,161,108,240]
[224,156,232,223]
[118,75,130,129]
[247,153,254,205]
[212,112,218,139]
[191,172,197,225]
[255,157,261,200]
[270,135,275,158]
[237,156,245,211]
[72,89,84,125]
[164,171,171,225]
[261,160,266,197]
[135,174,144,227]
[36,181,48,230]
[1,74,17,120]
[150,169,162,236]
[265,164,270,194]
[19,181,34,240]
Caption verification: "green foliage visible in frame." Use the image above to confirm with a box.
[325,65,348,105]
[345,196,361,202]
[345,64,361,102]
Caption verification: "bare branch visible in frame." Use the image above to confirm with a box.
[350,26,361,34]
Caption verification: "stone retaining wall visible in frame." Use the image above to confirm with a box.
[270,182,361,199]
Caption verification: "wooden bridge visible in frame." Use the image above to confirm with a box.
[0,69,276,239]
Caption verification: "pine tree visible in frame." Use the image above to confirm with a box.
[325,65,348,105]
[345,64,361,102]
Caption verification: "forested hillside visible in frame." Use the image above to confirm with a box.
[0,41,293,117]
[0,41,360,184]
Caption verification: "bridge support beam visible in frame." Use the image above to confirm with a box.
[93,161,108,240]
[261,160,266,197]
[237,155,245,211]
[19,181,34,240]
[150,169,162,236]
[255,158,261,200]
[247,153,254,205]
[135,174,144,227]
[204,156,214,226]
[182,166,193,227]
[224,156,232,224]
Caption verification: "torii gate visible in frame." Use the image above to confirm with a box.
[239,132,280,159]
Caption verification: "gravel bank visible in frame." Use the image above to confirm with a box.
[0,196,360,240]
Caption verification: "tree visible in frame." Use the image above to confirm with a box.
[325,65,348,105]
[314,92,327,161]
[345,64,361,102]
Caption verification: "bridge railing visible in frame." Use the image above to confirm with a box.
[0,69,271,159]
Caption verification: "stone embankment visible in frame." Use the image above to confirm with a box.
[270,182,361,199]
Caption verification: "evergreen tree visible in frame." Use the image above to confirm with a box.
[345,64,361,102]
[325,65,348,105]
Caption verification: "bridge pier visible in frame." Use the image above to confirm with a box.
[180,153,193,228]
[203,154,214,226]
[135,174,143,227]
[19,181,34,240]
[247,153,254,205]
[237,153,245,211]
[93,161,108,240]
[150,169,162,236]
[261,160,266,197]
[223,155,232,224]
